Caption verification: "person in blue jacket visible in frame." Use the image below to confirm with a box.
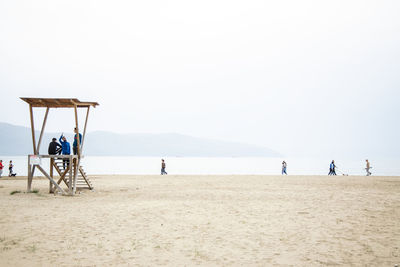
[328,160,336,175]
[59,133,71,170]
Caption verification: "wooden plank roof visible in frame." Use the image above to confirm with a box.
[20,97,99,108]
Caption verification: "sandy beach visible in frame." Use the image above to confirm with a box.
[0,175,399,266]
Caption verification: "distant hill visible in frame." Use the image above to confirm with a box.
[0,122,281,157]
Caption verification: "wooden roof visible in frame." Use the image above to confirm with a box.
[20,97,99,108]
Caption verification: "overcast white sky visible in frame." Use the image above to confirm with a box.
[0,0,399,158]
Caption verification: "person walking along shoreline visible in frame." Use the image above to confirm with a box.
[328,160,336,175]
[282,161,287,175]
[161,159,168,175]
[365,159,372,176]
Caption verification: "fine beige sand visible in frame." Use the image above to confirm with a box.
[0,175,399,266]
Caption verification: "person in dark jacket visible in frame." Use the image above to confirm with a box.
[328,160,336,175]
[59,134,71,169]
[282,161,287,175]
[161,159,167,175]
[48,138,62,155]
[9,160,16,176]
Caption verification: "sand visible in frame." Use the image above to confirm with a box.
[0,174,399,266]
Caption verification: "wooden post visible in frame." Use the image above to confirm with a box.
[69,155,73,195]
[29,105,37,155]
[81,106,90,152]
[31,165,36,178]
[49,157,54,193]
[73,157,79,195]
[27,155,32,192]
[37,107,49,153]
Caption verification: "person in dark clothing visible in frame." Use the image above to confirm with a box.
[48,138,62,155]
[73,128,82,155]
[161,159,167,175]
[59,134,71,169]
[282,161,287,175]
[9,160,16,177]
[328,160,336,175]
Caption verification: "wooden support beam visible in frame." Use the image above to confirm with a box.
[56,176,69,187]
[81,106,90,152]
[73,158,79,195]
[79,166,93,189]
[36,165,66,195]
[49,157,54,193]
[51,158,71,188]
[53,162,63,176]
[29,104,37,155]
[56,165,71,187]
[27,156,32,192]
[69,155,73,194]
[31,165,36,177]
[37,107,49,153]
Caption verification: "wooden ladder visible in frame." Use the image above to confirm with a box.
[53,158,93,190]
[77,165,93,190]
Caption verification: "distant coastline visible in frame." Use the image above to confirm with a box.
[0,122,281,157]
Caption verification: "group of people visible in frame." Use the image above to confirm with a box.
[328,159,372,176]
[0,140,376,178]
[162,159,373,176]
[281,159,372,176]
[0,128,82,177]
[48,128,82,169]
[0,160,16,178]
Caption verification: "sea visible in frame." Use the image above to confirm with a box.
[1,156,400,177]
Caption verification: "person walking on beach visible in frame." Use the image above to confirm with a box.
[48,138,62,155]
[9,160,16,177]
[73,128,82,155]
[328,160,336,175]
[59,133,71,170]
[0,160,3,178]
[282,161,287,175]
[161,159,167,175]
[365,159,372,176]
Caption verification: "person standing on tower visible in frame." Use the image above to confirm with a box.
[73,127,82,155]
[59,133,71,169]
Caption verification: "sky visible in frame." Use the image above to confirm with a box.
[0,0,399,159]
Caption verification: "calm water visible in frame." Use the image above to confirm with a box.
[1,156,400,176]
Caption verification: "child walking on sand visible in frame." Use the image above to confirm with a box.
[9,160,16,177]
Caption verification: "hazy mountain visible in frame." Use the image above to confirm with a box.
[0,122,281,157]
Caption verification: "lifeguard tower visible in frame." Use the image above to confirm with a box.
[20,98,99,195]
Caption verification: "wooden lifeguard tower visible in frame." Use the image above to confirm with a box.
[20,98,99,195]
